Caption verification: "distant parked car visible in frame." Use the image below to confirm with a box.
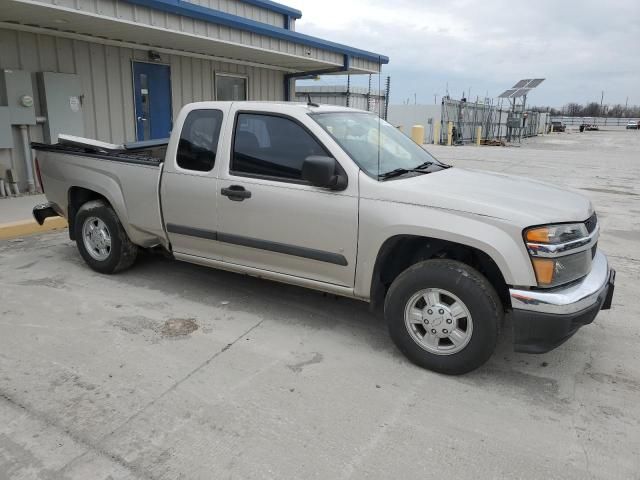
[551,121,566,132]
[626,120,639,130]
[580,124,599,132]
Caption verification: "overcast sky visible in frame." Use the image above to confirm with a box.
[288,0,640,107]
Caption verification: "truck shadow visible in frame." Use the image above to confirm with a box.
[110,250,518,369]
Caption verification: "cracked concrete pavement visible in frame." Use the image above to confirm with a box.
[1,129,639,479]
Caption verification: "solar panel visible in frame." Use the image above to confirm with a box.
[497,78,544,99]
[511,88,532,98]
[498,89,518,98]
[526,78,545,88]
[512,79,531,88]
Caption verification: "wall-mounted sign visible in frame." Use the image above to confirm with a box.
[69,96,80,112]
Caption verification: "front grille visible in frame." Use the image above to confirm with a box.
[585,213,598,234]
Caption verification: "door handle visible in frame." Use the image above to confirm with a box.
[137,116,147,121]
[221,185,252,201]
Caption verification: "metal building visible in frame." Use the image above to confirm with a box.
[0,0,388,193]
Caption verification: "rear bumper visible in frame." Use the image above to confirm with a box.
[33,202,63,225]
[509,251,615,353]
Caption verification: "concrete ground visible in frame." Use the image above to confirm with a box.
[1,129,639,480]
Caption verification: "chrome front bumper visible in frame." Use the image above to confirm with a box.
[509,250,615,353]
[509,250,612,315]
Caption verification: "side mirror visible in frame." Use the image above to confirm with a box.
[302,156,347,190]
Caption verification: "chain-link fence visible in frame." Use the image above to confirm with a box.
[438,98,545,144]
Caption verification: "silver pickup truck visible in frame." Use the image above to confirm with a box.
[32,101,615,374]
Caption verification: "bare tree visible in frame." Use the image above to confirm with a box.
[582,102,601,116]
[566,103,582,116]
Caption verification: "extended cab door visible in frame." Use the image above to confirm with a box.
[215,106,359,287]
[160,104,229,259]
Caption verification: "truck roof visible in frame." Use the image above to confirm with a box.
[185,101,373,115]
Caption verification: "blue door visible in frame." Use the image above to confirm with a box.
[133,62,172,141]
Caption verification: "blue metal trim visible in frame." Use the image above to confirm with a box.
[122,0,389,65]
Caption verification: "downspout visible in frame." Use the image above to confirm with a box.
[18,125,35,193]
[283,55,351,102]
[17,116,47,194]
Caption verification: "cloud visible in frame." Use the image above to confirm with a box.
[288,0,640,106]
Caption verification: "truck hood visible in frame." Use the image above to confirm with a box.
[369,168,593,227]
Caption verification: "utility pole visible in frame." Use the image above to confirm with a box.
[384,76,390,120]
[600,90,604,116]
[434,93,438,104]
[625,96,629,109]
[346,74,351,108]
[414,93,417,105]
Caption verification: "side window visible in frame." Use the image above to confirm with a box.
[176,109,223,172]
[232,113,326,180]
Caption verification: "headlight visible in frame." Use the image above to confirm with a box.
[524,222,595,288]
[525,223,588,244]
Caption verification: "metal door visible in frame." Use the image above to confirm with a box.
[133,62,172,141]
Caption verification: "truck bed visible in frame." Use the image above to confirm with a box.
[31,142,166,167]
[33,139,167,249]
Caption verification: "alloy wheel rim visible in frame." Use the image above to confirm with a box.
[404,288,473,355]
[82,216,112,261]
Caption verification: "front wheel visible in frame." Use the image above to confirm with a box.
[74,200,138,274]
[385,259,503,375]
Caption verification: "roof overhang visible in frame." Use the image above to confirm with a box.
[0,0,387,74]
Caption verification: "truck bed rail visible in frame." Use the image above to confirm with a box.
[31,142,164,167]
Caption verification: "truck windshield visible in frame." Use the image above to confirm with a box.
[311,112,448,179]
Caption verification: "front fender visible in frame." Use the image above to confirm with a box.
[354,198,536,299]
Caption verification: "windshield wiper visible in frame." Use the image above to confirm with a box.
[379,162,435,180]
[378,168,412,180]
[412,161,434,170]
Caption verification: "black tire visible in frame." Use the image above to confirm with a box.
[74,200,138,274]
[384,259,503,375]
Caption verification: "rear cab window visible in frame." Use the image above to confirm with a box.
[176,109,223,172]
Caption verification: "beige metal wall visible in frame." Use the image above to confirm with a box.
[184,0,291,29]
[0,27,284,189]
[350,56,384,74]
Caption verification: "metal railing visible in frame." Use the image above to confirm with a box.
[550,116,640,127]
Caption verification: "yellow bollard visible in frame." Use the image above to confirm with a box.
[475,126,482,146]
[447,121,453,146]
[411,125,425,145]
[433,122,441,144]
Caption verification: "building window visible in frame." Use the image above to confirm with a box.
[176,109,223,172]
[232,113,327,181]
[216,74,248,101]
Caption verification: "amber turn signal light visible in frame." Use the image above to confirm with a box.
[526,227,550,243]
[531,258,555,285]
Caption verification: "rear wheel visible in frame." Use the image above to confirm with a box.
[385,259,502,375]
[74,200,138,274]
